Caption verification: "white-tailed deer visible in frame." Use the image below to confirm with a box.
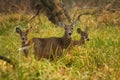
[16,22,78,60]
[16,27,31,57]
[72,27,89,46]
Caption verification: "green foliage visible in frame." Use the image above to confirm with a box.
[0,14,120,80]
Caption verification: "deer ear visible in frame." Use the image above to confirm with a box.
[16,27,21,33]
[77,28,82,33]
[72,21,78,27]
[59,22,65,28]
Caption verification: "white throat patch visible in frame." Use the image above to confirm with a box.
[19,46,30,51]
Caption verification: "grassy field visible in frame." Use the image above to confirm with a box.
[0,14,120,80]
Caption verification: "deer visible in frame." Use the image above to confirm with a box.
[71,27,89,47]
[16,27,32,57]
[16,21,78,60]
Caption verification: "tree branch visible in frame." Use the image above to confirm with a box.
[0,55,14,66]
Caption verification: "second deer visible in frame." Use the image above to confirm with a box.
[16,22,78,60]
[72,27,89,47]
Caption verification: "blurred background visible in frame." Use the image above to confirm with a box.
[0,0,120,13]
[0,0,120,26]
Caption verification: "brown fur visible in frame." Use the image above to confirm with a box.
[32,36,71,60]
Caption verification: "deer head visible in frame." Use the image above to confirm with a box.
[59,21,78,38]
[16,27,29,43]
[77,27,89,41]
[16,27,32,44]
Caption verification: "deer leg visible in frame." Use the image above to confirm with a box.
[23,49,29,57]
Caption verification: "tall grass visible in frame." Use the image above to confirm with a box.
[0,14,120,80]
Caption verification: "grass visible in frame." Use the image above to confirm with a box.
[0,13,120,80]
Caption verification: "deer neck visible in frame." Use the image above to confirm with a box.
[61,32,71,48]
[19,41,29,57]
[19,40,30,51]
[79,36,85,45]
[22,41,27,47]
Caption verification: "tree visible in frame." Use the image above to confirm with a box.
[29,0,71,25]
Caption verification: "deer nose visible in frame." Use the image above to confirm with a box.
[22,37,25,40]
[86,38,89,41]
[68,32,72,36]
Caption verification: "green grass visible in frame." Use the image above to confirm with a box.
[0,14,120,80]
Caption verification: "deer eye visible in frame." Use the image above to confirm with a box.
[71,28,73,30]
